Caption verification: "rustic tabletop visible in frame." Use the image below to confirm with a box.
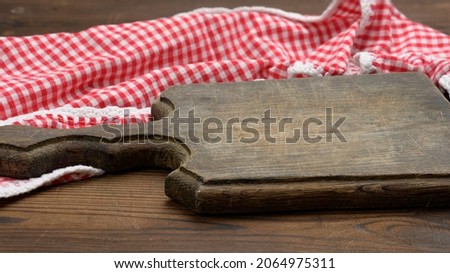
[1,0,450,252]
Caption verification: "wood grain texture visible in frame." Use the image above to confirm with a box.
[2,169,450,252]
[0,124,189,178]
[1,0,450,252]
[2,73,450,214]
[161,73,450,213]
[0,0,449,36]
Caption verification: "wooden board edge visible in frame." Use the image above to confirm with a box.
[165,168,203,212]
[166,174,450,214]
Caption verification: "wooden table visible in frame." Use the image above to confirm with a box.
[1,0,450,252]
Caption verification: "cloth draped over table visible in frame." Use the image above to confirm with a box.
[1,0,449,197]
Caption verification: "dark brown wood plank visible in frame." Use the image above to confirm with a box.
[2,169,450,252]
[2,73,450,214]
[1,0,450,252]
[162,73,450,213]
[0,0,331,36]
[0,0,448,36]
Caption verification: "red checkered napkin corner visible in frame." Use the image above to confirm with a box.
[1,0,449,197]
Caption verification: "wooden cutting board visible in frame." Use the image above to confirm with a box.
[1,73,450,214]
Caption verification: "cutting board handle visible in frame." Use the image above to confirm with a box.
[0,122,189,179]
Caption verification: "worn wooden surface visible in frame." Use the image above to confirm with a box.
[1,0,450,252]
[3,170,450,252]
[162,73,450,213]
[2,74,450,214]
[1,0,449,36]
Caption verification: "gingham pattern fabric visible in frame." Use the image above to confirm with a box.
[1,0,449,197]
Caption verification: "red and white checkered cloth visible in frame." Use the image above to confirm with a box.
[1,0,450,197]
